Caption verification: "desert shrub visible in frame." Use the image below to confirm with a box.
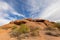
[46,26,58,31]
[45,30,60,37]
[47,23,60,31]
[10,28,19,37]
[10,26,19,37]
[30,27,40,36]
[55,23,60,29]
[18,24,30,34]
[11,26,17,30]
[45,23,60,37]
[45,22,60,31]
[31,31,39,36]
[10,24,30,38]
[10,24,40,40]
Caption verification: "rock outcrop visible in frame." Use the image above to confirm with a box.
[2,18,55,29]
[0,18,60,40]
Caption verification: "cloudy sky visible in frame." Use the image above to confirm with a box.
[0,0,60,26]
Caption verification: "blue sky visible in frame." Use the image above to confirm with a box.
[0,0,60,26]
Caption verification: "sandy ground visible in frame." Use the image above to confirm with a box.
[0,29,17,40]
[42,30,60,40]
[0,29,60,40]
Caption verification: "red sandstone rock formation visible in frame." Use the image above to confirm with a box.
[0,18,59,40]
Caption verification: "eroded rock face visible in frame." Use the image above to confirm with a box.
[10,20,29,25]
[14,20,26,25]
[33,19,45,22]
[25,18,33,21]
[2,18,55,29]
[44,20,55,27]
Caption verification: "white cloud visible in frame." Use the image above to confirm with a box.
[0,1,25,18]
[40,0,60,21]
[11,11,25,18]
[26,0,60,21]
[0,1,26,26]
[0,0,60,26]
[0,2,9,10]
[26,0,58,18]
[0,18,11,26]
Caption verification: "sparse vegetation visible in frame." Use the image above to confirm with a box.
[54,23,60,29]
[10,24,30,37]
[30,27,40,36]
[45,22,60,31]
[2,19,60,40]
[10,24,40,40]
[45,22,60,37]
[11,26,17,30]
[18,24,30,34]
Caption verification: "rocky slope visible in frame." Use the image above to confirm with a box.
[0,18,60,40]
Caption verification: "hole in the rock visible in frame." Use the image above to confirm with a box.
[35,20,45,22]
[14,21,26,25]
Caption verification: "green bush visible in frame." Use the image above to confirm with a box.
[10,24,30,37]
[10,24,40,40]
[18,24,30,34]
[12,26,17,30]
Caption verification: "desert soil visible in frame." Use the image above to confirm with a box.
[0,29,60,40]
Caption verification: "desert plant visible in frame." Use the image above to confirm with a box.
[55,23,60,29]
[10,28,19,37]
[10,25,40,40]
[10,24,30,40]
[47,23,60,31]
[45,23,60,37]
[46,26,58,31]
[18,24,30,34]
[30,27,40,36]
[11,26,17,30]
